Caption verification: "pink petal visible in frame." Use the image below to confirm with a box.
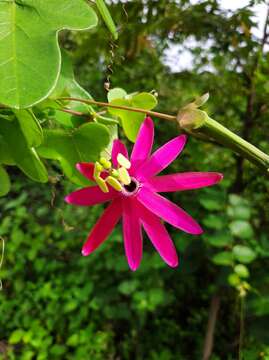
[122,199,143,271]
[147,172,223,192]
[76,162,95,181]
[82,198,122,256]
[130,117,154,169]
[65,186,116,206]
[139,203,178,267]
[136,135,187,179]
[111,139,129,167]
[137,187,203,235]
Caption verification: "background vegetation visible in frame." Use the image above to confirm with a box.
[1,0,269,359]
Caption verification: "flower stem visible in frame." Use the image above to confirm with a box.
[60,97,269,174]
[181,113,269,173]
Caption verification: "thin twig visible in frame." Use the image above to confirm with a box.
[202,294,220,360]
[60,97,177,122]
[58,108,86,116]
[239,296,245,360]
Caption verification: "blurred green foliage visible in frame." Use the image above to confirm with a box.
[1,0,269,359]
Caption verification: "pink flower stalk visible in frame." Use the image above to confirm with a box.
[65,117,223,270]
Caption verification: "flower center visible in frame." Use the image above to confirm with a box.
[121,177,140,196]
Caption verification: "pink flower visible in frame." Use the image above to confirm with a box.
[65,117,223,270]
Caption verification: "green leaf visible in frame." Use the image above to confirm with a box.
[202,214,225,230]
[0,118,48,182]
[0,0,97,108]
[0,165,10,196]
[118,280,139,295]
[107,88,127,102]
[13,109,43,147]
[95,0,118,40]
[233,245,257,264]
[206,231,233,248]
[227,205,251,220]
[131,93,158,109]
[234,264,249,278]
[212,251,234,266]
[50,51,93,128]
[9,329,25,344]
[229,220,254,239]
[228,273,241,287]
[0,133,15,165]
[109,92,157,142]
[199,198,223,211]
[37,123,110,185]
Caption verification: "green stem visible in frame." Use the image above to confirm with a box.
[197,116,269,173]
[60,97,177,121]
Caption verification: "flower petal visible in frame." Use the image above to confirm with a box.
[147,172,223,192]
[139,203,178,267]
[122,199,143,271]
[136,135,187,179]
[65,186,116,206]
[130,116,154,169]
[76,162,95,181]
[137,187,203,235]
[82,198,122,256]
[111,139,129,167]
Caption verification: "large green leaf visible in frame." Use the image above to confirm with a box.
[13,109,43,147]
[108,92,157,142]
[0,0,97,108]
[0,132,15,165]
[0,165,10,196]
[37,123,110,185]
[0,118,48,182]
[49,51,93,128]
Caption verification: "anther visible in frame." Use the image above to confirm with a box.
[117,154,131,169]
[118,167,131,185]
[106,176,122,191]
